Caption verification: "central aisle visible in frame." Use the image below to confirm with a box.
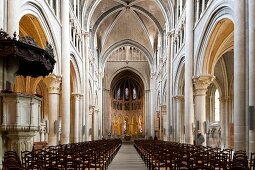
[108,143,147,170]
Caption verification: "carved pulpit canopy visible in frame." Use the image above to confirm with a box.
[0,29,56,77]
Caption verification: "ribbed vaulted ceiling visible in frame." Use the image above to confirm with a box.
[86,0,169,59]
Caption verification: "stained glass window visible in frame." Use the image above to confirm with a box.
[133,88,137,99]
[125,88,129,100]
[117,88,121,100]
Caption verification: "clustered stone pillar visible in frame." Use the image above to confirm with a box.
[145,89,151,138]
[174,95,184,143]
[73,93,81,143]
[166,30,174,141]
[44,74,62,146]
[220,96,229,148]
[61,0,70,144]
[249,0,255,154]
[193,75,214,145]
[103,88,111,138]
[234,0,246,151]
[150,75,156,137]
[195,0,200,22]
[185,0,195,144]
[98,73,103,139]
[82,31,90,141]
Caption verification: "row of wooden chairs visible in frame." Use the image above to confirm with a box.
[2,151,23,170]
[3,139,122,170]
[134,140,251,170]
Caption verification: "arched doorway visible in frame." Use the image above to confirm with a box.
[110,70,144,139]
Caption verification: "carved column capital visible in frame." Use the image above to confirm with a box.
[193,75,215,96]
[173,95,184,102]
[72,93,81,101]
[44,74,62,94]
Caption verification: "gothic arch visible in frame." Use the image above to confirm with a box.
[107,67,149,91]
[101,39,153,72]
[70,54,82,94]
[15,13,51,94]
[195,5,234,75]
[19,1,61,74]
[174,56,185,96]
[110,70,145,137]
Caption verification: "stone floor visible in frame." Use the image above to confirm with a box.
[108,143,147,170]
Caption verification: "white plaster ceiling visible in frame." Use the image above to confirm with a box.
[87,0,167,57]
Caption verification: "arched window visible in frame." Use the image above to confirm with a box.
[125,88,129,100]
[215,89,220,122]
[133,88,137,100]
[116,88,121,100]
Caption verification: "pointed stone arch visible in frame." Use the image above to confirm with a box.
[174,56,185,96]
[70,54,82,94]
[195,5,234,75]
[101,39,153,72]
[19,1,60,74]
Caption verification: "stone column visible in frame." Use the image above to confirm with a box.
[82,31,90,141]
[225,97,230,148]
[160,105,166,140]
[166,31,174,141]
[94,109,99,140]
[220,96,228,148]
[202,0,206,14]
[103,88,111,137]
[150,75,156,137]
[180,0,183,15]
[145,89,151,137]
[234,0,246,151]
[7,0,18,36]
[43,74,62,146]
[55,0,60,18]
[220,96,231,148]
[60,0,70,144]
[79,94,83,142]
[195,0,200,22]
[193,75,214,145]
[91,106,95,140]
[185,0,195,144]
[72,93,80,143]
[209,96,213,122]
[174,95,184,143]
[98,73,103,139]
[249,0,255,154]
[0,0,5,30]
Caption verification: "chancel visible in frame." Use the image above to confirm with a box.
[0,0,255,169]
